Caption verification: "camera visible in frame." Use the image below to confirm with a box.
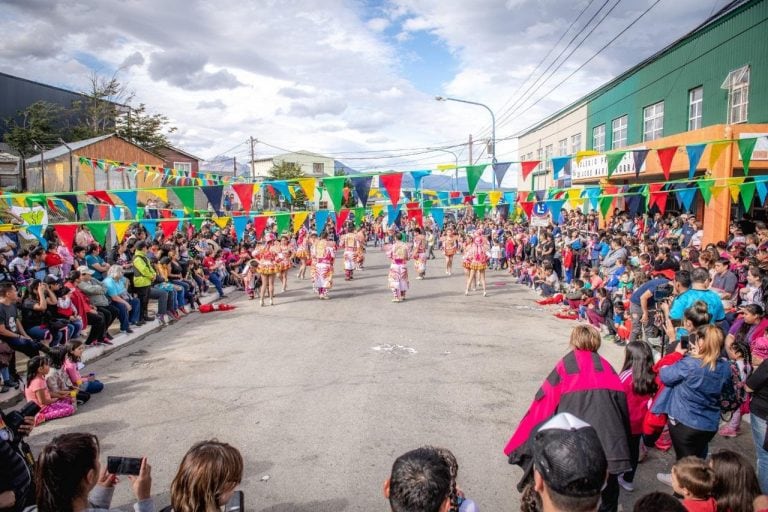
[4,401,41,436]
[653,282,674,302]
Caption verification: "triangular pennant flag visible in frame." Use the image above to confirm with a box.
[173,187,197,213]
[503,191,516,204]
[685,143,706,180]
[335,209,351,230]
[86,190,116,206]
[676,188,697,212]
[232,216,249,241]
[292,211,308,233]
[598,196,614,218]
[551,156,571,181]
[476,192,488,205]
[296,178,316,202]
[232,183,254,213]
[141,219,157,238]
[697,179,715,205]
[269,181,291,201]
[605,151,627,178]
[350,176,372,207]
[189,217,204,232]
[25,225,47,249]
[354,207,365,228]
[275,213,291,234]
[431,207,444,230]
[86,203,96,220]
[521,161,540,180]
[728,177,746,203]
[757,180,768,206]
[464,165,487,195]
[575,150,599,164]
[113,221,132,243]
[148,188,168,203]
[708,141,730,170]
[519,201,535,218]
[492,162,512,185]
[371,204,384,218]
[54,224,77,250]
[631,149,650,178]
[112,191,137,219]
[323,176,347,212]
[160,219,180,239]
[386,203,401,225]
[738,137,758,175]
[472,204,486,219]
[379,173,404,207]
[253,216,268,239]
[409,170,431,191]
[315,210,331,235]
[488,190,502,206]
[740,181,756,210]
[85,222,109,246]
[213,217,230,229]
[656,147,678,180]
[55,194,79,213]
[201,186,224,214]
[545,199,566,218]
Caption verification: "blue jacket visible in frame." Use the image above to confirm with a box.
[651,355,732,432]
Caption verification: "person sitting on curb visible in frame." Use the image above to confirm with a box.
[384,446,452,512]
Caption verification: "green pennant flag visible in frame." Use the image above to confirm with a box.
[354,207,365,228]
[190,217,205,232]
[24,194,46,206]
[738,137,758,175]
[741,181,756,210]
[136,207,146,220]
[697,179,714,205]
[465,165,487,195]
[85,222,109,246]
[476,192,488,205]
[275,213,291,234]
[599,196,614,218]
[173,187,197,213]
[323,177,346,212]
[472,204,486,219]
[606,151,627,178]
[422,199,433,216]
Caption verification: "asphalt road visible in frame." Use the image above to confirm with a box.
[27,247,755,511]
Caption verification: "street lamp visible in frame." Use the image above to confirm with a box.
[435,96,497,189]
[430,147,459,191]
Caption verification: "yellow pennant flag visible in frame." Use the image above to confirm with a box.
[252,183,260,194]
[371,204,384,217]
[13,196,27,207]
[710,186,727,201]
[436,164,456,171]
[292,211,308,233]
[297,178,315,201]
[113,221,132,242]
[148,188,168,202]
[288,185,297,198]
[708,141,731,169]
[575,150,600,164]
[728,177,745,203]
[213,216,231,229]
[488,190,502,206]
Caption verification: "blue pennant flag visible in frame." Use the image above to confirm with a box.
[686,144,706,180]
[387,204,402,226]
[315,210,330,235]
[676,187,697,212]
[173,209,185,219]
[113,191,137,219]
[410,170,432,191]
[503,191,516,204]
[200,186,224,214]
[141,219,157,238]
[756,177,768,206]
[26,225,47,249]
[232,216,249,241]
[551,156,571,181]
[110,206,122,220]
[437,191,450,204]
[431,207,444,230]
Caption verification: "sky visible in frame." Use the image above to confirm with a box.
[0,0,725,187]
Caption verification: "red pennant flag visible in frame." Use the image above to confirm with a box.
[86,190,116,206]
[253,216,267,239]
[336,209,351,229]
[463,195,474,204]
[519,201,535,218]
[648,183,667,216]
[160,209,172,219]
[379,173,403,206]
[54,224,77,250]
[160,219,179,239]
[342,188,350,202]
[449,191,461,199]
[656,147,678,180]
[521,161,541,180]
[98,204,109,219]
[406,206,423,227]
[232,183,254,212]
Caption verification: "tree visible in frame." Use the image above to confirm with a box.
[4,101,63,157]
[268,161,307,209]
[115,103,177,152]
[70,70,134,139]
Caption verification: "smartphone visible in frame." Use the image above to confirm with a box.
[107,456,142,475]
[224,490,244,512]
[5,402,41,433]
[680,334,690,350]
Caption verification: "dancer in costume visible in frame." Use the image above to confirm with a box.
[242,259,261,300]
[311,232,335,299]
[464,231,490,296]
[340,225,359,281]
[255,233,279,306]
[295,227,311,279]
[354,226,367,270]
[277,234,293,292]
[387,233,411,302]
[441,227,459,275]
[411,227,428,280]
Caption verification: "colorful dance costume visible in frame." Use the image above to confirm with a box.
[295,229,310,261]
[277,240,294,272]
[412,233,428,279]
[311,239,335,299]
[255,243,280,275]
[354,229,367,269]
[340,232,359,280]
[387,240,411,302]
[465,234,490,271]
[242,261,260,299]
[442,233,458,257]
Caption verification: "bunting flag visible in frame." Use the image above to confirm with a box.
[232,183,254,212]
[26,225,47,248]
[521,161,540,180]
[738,137,758,175]
[648,183,667,215]
[567,189,584,208]
[189,217,205,232]
[697,179,715,205]
[551,156,571,181]
[504,191,516,204]
[160,219,180,238]
[323,176,347,212]
[626,195,642,217]
[493,162,512,185]
[353,207,365,227]
[173,187,197,213]
[598,196,614,218]
[292,211,308,233]
[350,176,372,207]
[473,204,486,219]
[386,203,401,225]
[54,224,77,250]
[315,210,331,235]
[431,207,444,229]
[371,204,384,218]
[519,201,535,218]
[86,190,116,206]
[728,177,746,203]
[488,190,502,206]
[631,149,650,178]
[253,216,267,239]
[676,187,697,212]
[545,199,566,216]
[147,188,168,203]
[575,150,599,164]
[465,164,488,195]
[584,188,601,210]
[275,213,291,234]
[406,205,423,227]
[708,141,730,169]
[201,186,224,214]
[55,194,79,214]
[757,178,768,205]
[85,222,109,246]
[656,146,678,180]
[232,215,249,241]
[379,173,404,207]
[476,192,488,205]
[296,178,316,201]
[113,221,132,242]
[269,181,291,201]
[141,219,157,238]
[740,181,756,210]
[410,170,432,191]
[685,144,706,180]
[212,217,230,229]
[605,151,626,178]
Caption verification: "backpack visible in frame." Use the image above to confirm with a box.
[720,359,746,418]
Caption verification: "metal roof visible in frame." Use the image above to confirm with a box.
[25,133,115,164]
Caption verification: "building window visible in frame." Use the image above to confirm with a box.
[611,115,628,149]
[722,66,749,124]
[533,172,547,191]
[593,125,605,152]
[318,201,328,210]
[173,162,192,173]
[544,144,553,170]
[312,162,325,174]
[536,148,543,164]
[558,138,568,156]
[643,101,664,141]
[688,87,703,130]
[571,133,581,154]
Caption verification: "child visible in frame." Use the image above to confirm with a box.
[64,340,104,394]
[616,272,634,300]
[24,355,75,425]
[489,242,502,271]
[431,446,479,512]
[8,249,30,287]
[242,259,261,300]
[535,267,560,297]
[719,339,751,438]
[47,346,89,407]
[618,342,658,492]
[56,287,82,340]
[671,456,717,512]
[589,267,604,290]
[587,287,617,341]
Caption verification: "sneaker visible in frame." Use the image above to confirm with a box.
[718,426,740,438]
[618,475,634,492]
[1,384,9,394]
[120,328,134,335]
[105,332,114,340]
[99,339,113,346]
[657,473,673,487]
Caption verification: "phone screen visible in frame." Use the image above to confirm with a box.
[107,456,142,475]
[680,335,690,350]
[224,490,244,512]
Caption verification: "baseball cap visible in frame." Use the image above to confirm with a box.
[77,265,93,275]
[533,413,607,498]
[43,275,61,285]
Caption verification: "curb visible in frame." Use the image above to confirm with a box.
[0,286,238,410]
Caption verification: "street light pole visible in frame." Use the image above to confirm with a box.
[435,96,497,190]
[431,148,459,191]
[59,138,75,193]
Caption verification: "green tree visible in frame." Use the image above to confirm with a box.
[4,101,63,157]
[116,103,177,152]
[268,161,307,209]
[70,71,134,139]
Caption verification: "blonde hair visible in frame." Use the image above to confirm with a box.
[570,325,601,352]
[170,440,243,512]
[693,324,724,370]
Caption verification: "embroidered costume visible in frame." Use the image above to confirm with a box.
[311,238,335,299]
[387,239,411,302]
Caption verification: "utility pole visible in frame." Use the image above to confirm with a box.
[250,136,256,181]
[233,156,237,175]
[32,140,45,192]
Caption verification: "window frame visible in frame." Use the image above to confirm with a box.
[688,86,703,131]
[558,138,568,157]
[544,144,553,170]
[312,162,325,175]
[642,101,664,142]
[593,124,606,152]
[571,133,581,155]
[611,115,628,149]
[173,161,192,173]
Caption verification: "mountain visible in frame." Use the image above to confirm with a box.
[200,155,250,176]
[334,160,499,191]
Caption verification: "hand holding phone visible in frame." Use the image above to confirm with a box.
[107,456,143,475]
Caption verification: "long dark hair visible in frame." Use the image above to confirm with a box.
[65,340,84,363]
[621,342,658,396]
[711,450,761,512]
[35,433,100,512]
[26,355,50,384]
[736,304,764,344]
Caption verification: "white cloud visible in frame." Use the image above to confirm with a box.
[366,17,391,32]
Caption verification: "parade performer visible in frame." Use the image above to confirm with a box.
[311,232,335,299]
[242,259,260,300]
[255,233,279,306]
[465,231,490,296]
[355,226,367,270]
[411,227,428,280]
[387,233,411,302]
[277,234,293,292]
[340,225,359,281]
[295,227,311,280]
[441,228,459,275]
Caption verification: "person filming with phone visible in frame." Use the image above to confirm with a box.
[0,407,35,512]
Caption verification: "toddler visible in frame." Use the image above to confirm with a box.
[671,456,716,512]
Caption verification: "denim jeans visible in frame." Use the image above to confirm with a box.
[751,413,768,494]
[5,337,44,358]
[113,298,140,330]
[208,272,224,297]
[149,287,169,317]
[26,326,51,343]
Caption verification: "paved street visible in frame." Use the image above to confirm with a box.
[28,248,753,511]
